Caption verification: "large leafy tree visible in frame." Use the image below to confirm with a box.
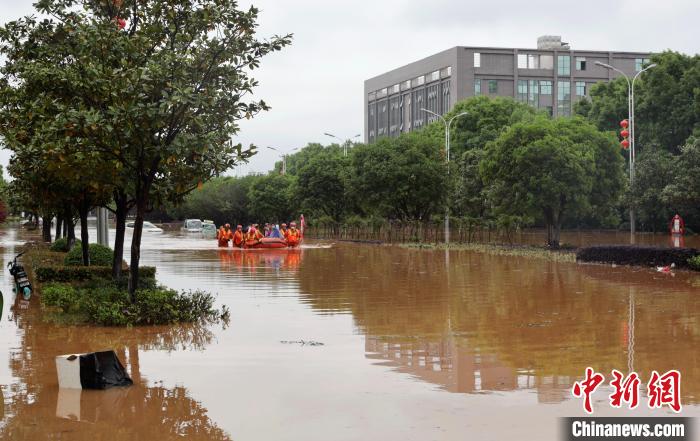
[0,0,291,296]
[480,117,622,247]
[577,51,700,154]
[247,173,295,223]
[295,146,350,223]
[348,132,446,221]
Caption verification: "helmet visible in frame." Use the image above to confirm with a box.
[290,222,297,227]
[281,223,287,227]
[236,224,242,229]
[225,223,231,228]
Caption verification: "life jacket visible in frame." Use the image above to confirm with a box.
[287,228,300,244]
[280,228,288,238]
[232,230,244,246]
[217,227,230,246]
[255,229,264,240]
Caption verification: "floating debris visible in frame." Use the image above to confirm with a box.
[280,340,324,346]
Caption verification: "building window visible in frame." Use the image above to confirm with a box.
[576,81,586,96]
[429,70,440,82]
[412,76,425,87]
[390,84,400,94]
[474,52,481,68]
[402,94,411,132]
[517,54,527,69]
[635,58,650,71]
[528,80,539,107]
[412,89,425,128]
[557,55,571,76]
[557,81,571,116]
[474,79,481,96]
[517,80,528,102]
[368,102,377,142]
[488,80,497,94]
[545,106,553,116]
[576,57,586,71]
[441,80,451,114]
[540,55,553,69]
[540,80,552,95]
[528,54,539,69]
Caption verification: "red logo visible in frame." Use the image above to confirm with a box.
[572,369,682,413]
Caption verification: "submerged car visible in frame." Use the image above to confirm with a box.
[201,222,217,238]
[126,221,163,233]
[182,219,203,233]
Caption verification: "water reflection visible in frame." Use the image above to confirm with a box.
[0,296,228,440]
[297,245,700,403]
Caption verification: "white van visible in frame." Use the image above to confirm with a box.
[182,219,203,233]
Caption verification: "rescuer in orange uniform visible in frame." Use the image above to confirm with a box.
[279,223,288,239]
[253,224,264,241]
[232,224,245,248]
[217,223,233,247]
[286,221,301,247]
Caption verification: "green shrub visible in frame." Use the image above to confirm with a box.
[42,283,81,313]
[64,243,114,266]
[49,238,76,252]
[39,281,223,326]
[689,255,700,271]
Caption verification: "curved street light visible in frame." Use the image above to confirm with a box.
[324,132,361,157]
[420,108,469,245]
[267,146,299,175]
[595,61,656,241]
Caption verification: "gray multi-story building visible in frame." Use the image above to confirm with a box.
[364,36,650,143]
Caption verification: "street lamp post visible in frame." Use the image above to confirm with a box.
[323,132,361,156]
[267,146,299,174]
[595,61,656,242]
[420,108,469,245]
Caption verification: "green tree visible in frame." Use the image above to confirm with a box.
[481,117,609,247]
[348,132,446,221]
[422,96,539,158]
[295,146,350,222]
[662,137,700,226]
[0,0,291,296]
[627,148,676,232]
[247,173,295,223]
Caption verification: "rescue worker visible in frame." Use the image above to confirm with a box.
[264,223,272,237]
[232,224,245,248]
[280,223,288,239]
[253,224,264,241]
[245,225,257,241]
[286,221,301,247]
[217,223,232,247]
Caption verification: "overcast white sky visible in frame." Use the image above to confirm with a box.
[1,0,699,177]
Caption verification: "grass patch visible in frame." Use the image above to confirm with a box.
[401,242,577,263]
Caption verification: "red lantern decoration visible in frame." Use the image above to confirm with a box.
[620,119,629,129]
[117,18,126,30]
[620,129,629,138]
[621,139,630,149]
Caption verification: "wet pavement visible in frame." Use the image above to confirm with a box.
[0,226,699,440]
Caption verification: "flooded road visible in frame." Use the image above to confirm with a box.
[0,226,699,440]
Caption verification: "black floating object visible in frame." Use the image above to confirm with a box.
[79,351,133,390]
[56,350,133,390]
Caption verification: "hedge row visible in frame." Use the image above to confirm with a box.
[36,265,156,283]
[576,246,700,268]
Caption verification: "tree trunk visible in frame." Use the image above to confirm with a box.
[112,191,128,281]
[65,207,76,249]
[55,216,63,241]
[41,214,52,242]
[78,203,90,266]
[128,198,146,300]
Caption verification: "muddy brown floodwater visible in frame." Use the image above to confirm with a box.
[0,226,699,440]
